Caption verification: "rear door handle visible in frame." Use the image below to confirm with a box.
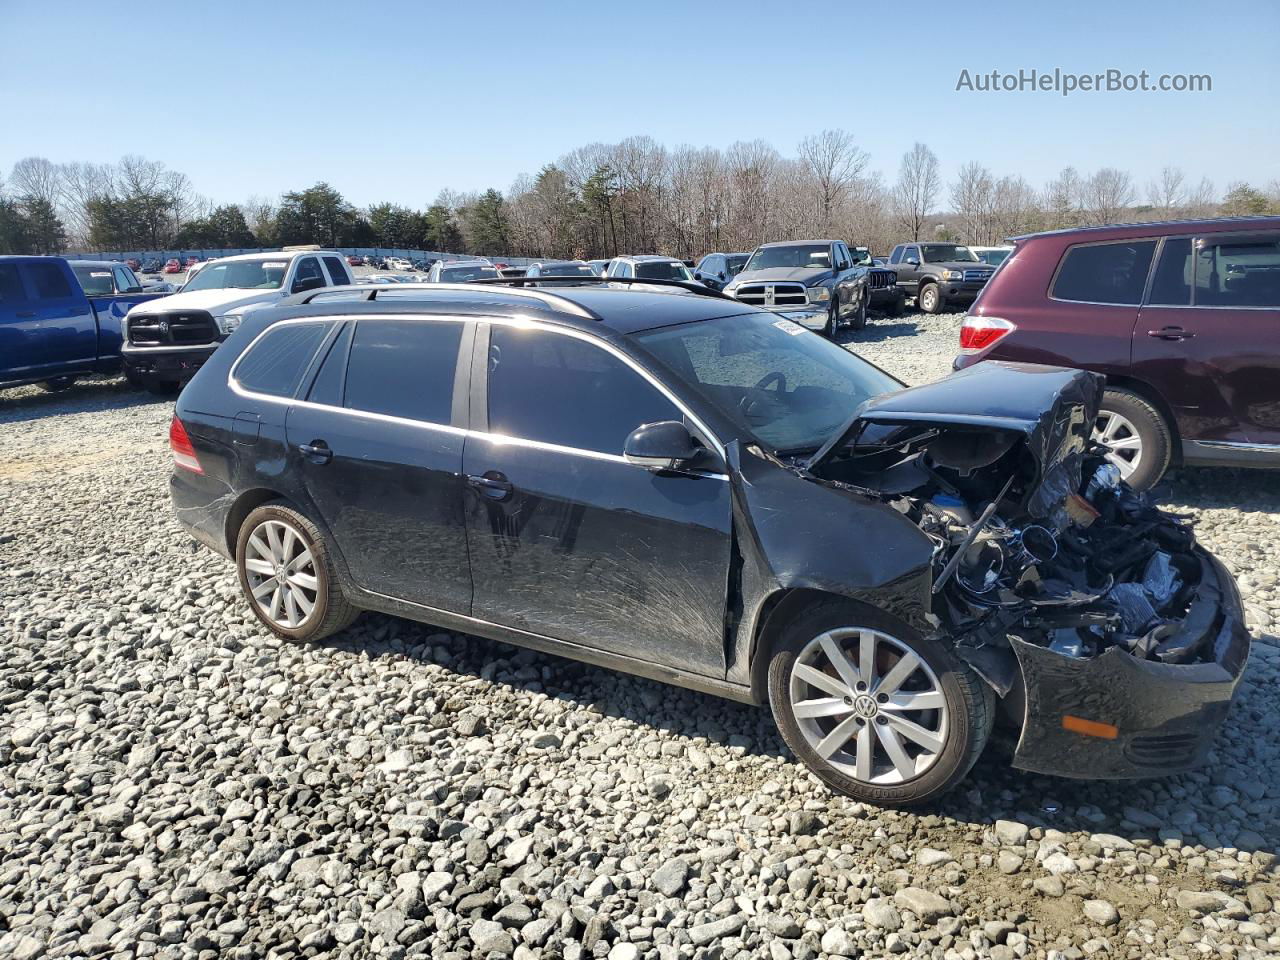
[298,441,333,464]
[466,471,513,500]
[1147,326,1194,341]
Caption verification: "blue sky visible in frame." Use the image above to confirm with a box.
[4,0,1277,207]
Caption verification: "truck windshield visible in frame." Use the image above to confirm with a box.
[183,260,288,291]
[635,312,900,454]
[726,255,748,274]
[744,244,831,271]
[539,263,595,277]
[919,244,979,263]
[634,261,692,281]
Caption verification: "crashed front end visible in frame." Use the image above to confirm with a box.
[806,361,1249,779]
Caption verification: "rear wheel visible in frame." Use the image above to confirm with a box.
[918,282,943,314]
[768,600,992,807]
[236,502,359,643]
[1093,387,1172,490]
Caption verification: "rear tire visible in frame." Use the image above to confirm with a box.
[1094,387,1172,490]
[767,599,993,807]
[918,282,944,314]
[236,502,359,643]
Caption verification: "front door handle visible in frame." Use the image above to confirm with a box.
[466,471,513,500]
[298,441,333,464]
[1147,326,1194,341]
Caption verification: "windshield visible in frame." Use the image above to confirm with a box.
[72,266,114,296]
[726,255,748,275]
[635,261,692,281]
[919,244,978,263]
[540,263,595,277]
[851,247,874,266]
[744,244,831,272]
[635,313,900,453]
[977,248,1010,265]
[440,265,499,282]
[183,259,288,291]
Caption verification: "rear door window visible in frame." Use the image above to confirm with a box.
[0,263,28,305]
[1146,238,1193,306]
[343,318,462,424]
[487,326,678,455]
[291,257,324,292]
[1195,239,1280,308]
[26,262,74,300]
[234,322,329,398]
[1051,241,1156,305]
[322,256,352,286]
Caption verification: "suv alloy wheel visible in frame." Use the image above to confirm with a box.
[767,600,992,806]
[1092,387,1173,490]
[236,502,359,642]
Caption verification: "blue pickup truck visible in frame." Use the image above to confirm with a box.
[0,256,167,393]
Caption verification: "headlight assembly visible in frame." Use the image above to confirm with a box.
[806,286,831,303]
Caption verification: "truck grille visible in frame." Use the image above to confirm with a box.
[734,282,808,307]
[867,269,896,290]
[963,269,994,284]
[127,311,218,346]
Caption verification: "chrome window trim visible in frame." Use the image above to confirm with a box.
[227,312,730,473]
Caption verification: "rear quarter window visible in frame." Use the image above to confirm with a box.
[26,262,73,300]
[1051,240,1156,305]
[234,322,330,398]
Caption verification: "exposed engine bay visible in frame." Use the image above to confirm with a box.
[801,363,1219,688]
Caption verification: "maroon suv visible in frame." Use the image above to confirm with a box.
[954,216,1280,488]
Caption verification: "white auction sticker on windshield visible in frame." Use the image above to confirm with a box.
[773,319,805,335]
[90,271,111,277]
[262,261,287,269]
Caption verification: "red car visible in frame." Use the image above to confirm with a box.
[163,258,183,274]
[347,255,365,266]
[955,216,1280,488]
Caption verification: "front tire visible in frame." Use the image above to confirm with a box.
[40,376,77,392]
[822,297,838,337]
[886,290,905,317]
[1093,387,1172,490]
[848,289,868,331]
[768,600,992,807]
[236,502,359,643]
[918,282,944,314]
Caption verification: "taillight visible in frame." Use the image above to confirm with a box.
[959,315,1016,352]
[169,415,204,474]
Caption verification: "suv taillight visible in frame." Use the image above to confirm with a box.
[959,315,1016,353]
[169,415,203,474]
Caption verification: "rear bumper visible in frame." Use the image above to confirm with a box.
[1009,548,1249,779]
[170,469,234,560]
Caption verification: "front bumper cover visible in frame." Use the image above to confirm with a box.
[122,342,219,382]
[750,304,830,330]
[1009,548,1249,779]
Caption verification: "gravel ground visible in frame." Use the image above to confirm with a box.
[2,308,1278,960]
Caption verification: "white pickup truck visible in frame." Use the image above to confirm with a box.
[120,249,353,393]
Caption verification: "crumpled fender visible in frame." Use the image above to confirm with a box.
[725,441,934,686]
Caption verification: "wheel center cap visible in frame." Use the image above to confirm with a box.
[853,695,878,719]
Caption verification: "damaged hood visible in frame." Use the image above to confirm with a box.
[808,362,1105,517]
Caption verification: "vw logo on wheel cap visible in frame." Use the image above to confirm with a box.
[853,694,878,719]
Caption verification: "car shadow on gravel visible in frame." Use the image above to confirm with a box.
[0,376,172,425]
[832,318,922,347]
[318,608,1278,858]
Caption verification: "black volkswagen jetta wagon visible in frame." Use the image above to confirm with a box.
[170,280,1248,806]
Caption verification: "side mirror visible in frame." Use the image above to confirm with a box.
[624,420,699,471]
[905,257,920,266]
[292,275,325,294]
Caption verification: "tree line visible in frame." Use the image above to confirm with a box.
[4,137,1279,258]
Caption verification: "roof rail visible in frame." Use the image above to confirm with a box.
[470,275,734,300]
[295,282,600,319]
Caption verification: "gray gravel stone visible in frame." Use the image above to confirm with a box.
[893,887,953,922]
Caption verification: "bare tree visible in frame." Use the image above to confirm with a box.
[892,143,940,240]
[950,161,995,244]
[57,161,113,247]
[9,157,61,207]
[1042,167,1082,229]
[1146,166,1186,218]
[1080,168,1136,225]
[797,129,869,235]
[1183,177,1216,217]
[990,175,1041,239]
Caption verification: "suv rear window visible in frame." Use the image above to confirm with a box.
[1196,240,1280,308]
[235,322,329,397]
[1051,241,1156,305]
